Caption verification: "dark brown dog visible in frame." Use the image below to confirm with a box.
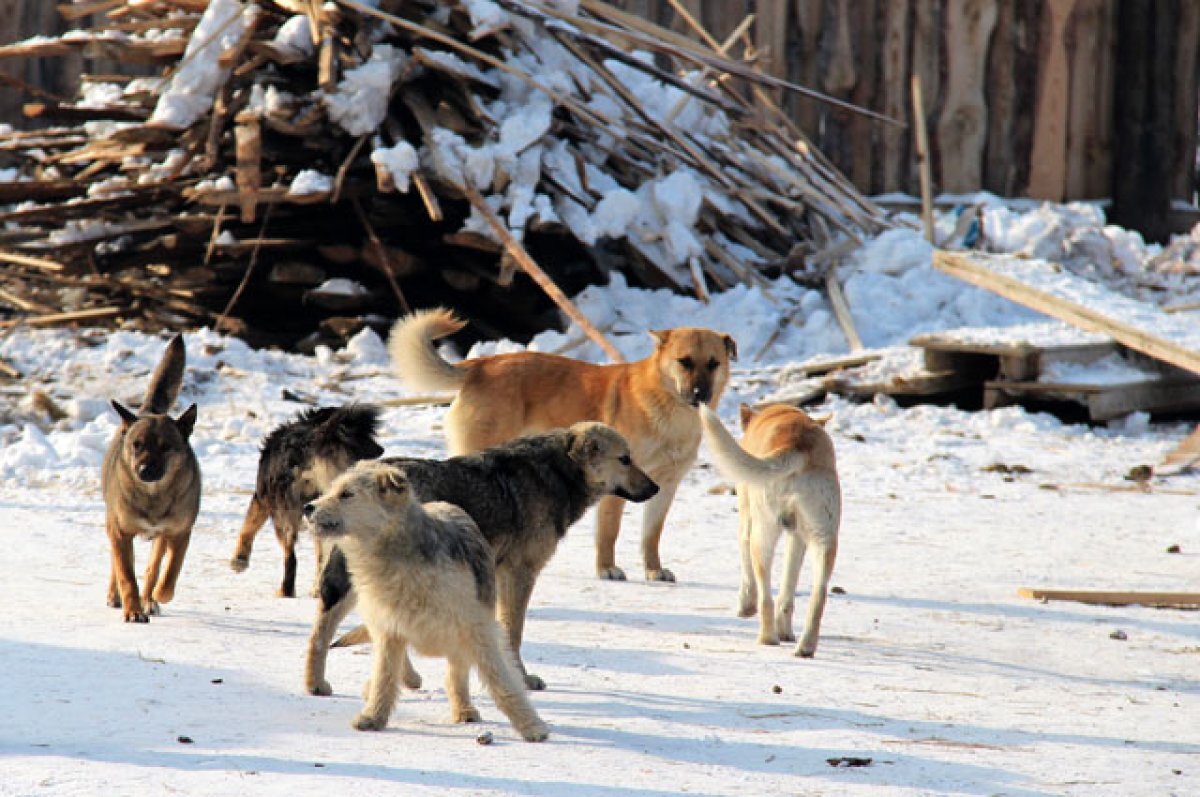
[101,334,201,623]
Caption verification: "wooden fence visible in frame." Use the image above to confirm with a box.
[3,1,1198,207]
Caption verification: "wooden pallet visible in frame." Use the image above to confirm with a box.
[985,376,1200,421]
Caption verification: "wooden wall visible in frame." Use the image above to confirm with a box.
[611,0,1200,204]
[0,0,80,127]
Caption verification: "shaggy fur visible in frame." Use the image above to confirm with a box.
[699,403,841,657]
[229,405,384,597]
[306,461,548,740]
[101,334,201,623]
[305,422,658,696]
[387,307,736,583]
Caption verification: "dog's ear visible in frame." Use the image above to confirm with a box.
[374,466,408,500]
[175,403,198,439]
[567,428,600,462]
[111,400,138,428]
[738,403,757,430]
[648,329,671,349]
[723,334,738,362]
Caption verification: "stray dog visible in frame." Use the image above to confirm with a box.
[305,422,658,696]
[699,403,840,657]
[229,405,384,597]
[101,334,201,623]
[387,307,735,582]
[306,461,549,741]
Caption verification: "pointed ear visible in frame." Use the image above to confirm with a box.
[175,403,198,439]
[111,400,138,428]
[738,403,757,430]
[723,334,738,362]
[375,465,408,500]
[648,329,670,349]
[567,427,599,461]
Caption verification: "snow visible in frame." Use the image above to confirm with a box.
[2,201,1200,796]
[371,141,419,192]
[149,0,257,129]
[288,170,333,196]
[322,45,407,137]
[274,14,313,56]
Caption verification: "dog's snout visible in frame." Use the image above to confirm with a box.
[303,502,315,519]
[137,463,163,482]
[690,383,711,407]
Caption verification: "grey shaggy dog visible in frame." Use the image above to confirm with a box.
[306,461,549,740]
[304,421,659,697]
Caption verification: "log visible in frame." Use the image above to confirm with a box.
[935,0,997,192]
[1018,588,1200,608]
[1027,0,1078,201]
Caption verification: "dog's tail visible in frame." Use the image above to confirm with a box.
[141,334,186,415]
[699,404,804,486]
[331,623,370,648]
[387,308,469,393]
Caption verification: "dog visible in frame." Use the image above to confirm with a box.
[304,422,658,696]
[306,461,549,741]
[387,307,735,583]
[229,405,384,597]
[698,403,840,657]
[101,334,201,623]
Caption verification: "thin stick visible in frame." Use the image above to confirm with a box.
[463,185,624,363]
[0,306,122,328]
[911,74,935,244]
[412,173,443,222]
[0,251,65,272]
[217,203,273,328]
[825,269,863,351]
[204,203,228,265]
[0,286,54,314]
[351,198,412,315]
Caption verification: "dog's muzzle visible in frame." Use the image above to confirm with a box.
[688,383,711,407]
[304,503,344,537]
[137,463,165,482]
[616,478,659,503]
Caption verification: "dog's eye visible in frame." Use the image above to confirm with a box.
[677,357,694,370]
[706,358,719,371]
[618,455,632,466]
[131,439,144,452]
[339,490,354,500]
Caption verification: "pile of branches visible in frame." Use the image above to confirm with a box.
[0,0,892,353]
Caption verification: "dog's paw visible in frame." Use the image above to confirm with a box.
[523,672,546,691]
[107,594,122,609]
[402,668,423,691]
[519,719,550,743]
[307,679,333,697]
[756,632,780,646]
[776,628,796,643]
[736,602,756,618]
[229,555,249,573]
[645,568,675,583]
[795,636,818,658]
[144,599,161,616]
[275,585,296,599]
[597,566,627,581]
[452,706,482,724]
[352,713,387,731]
[124,609,149,623]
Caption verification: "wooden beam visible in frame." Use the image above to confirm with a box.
[933,251,1200,376]
[936,0,997,192]
[1027,0,1078,200]
[910,75,935,243]
[1018,588,1200,608]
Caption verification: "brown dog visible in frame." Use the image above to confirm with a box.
[387,308,735,582]
[699,403,840,657]
[101,334,201,623]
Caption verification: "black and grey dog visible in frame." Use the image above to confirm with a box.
[304,422,659,697]
[230,405,384,597]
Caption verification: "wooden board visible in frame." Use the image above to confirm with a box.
[986,377,1200,421]
[933,251,1200,376]
[1018,588,1200,608]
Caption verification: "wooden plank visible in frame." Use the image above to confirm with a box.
[933,251,1200,376]
[987,377,1200,421]
[1064,0,1115,199]
[910,74,934,243]
[1027,0,1078,200]
[1018,588,1200,608]
[828,369,979,399]
[1158,425,1200,474]
[935,0,997,192]
[878,0,911,193]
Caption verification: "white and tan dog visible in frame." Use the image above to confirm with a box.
[699,403,840,657]
[305,460,548,741]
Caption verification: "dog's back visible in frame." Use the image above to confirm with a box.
[256,405,384,507]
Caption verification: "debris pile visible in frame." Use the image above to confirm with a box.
[0,0,891,352]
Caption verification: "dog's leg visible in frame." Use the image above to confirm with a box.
[274,515,299,598]
[304,587,356,696]
[230,494,270,573]
[751,525,781,646]
[471,625,548,742]
[140,536,168,615]
[446,653,482,723]
[775,533,806,644]
[640,476,682,582]
[108,523,146,623]
[594,495,627,580]
[353,631,404,731]
[495,566,544,690]
[311,535,326,599]
[796,540,838,658]
[152,531,191,607]
[736,490,757,617]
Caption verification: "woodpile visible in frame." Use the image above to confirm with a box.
[0,0,891,352]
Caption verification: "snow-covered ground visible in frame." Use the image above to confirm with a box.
[1,202,1199,796]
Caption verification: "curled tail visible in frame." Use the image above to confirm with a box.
[699,404,803,487]
[141,334,186,414]
[386,308,469,393]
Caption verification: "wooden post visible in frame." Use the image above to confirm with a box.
[1027,0,1078,201]
[910,74,935,244]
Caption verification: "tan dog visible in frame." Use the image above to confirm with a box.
[388,308,736,582]
[699,403,840,657]
[306,461,548,741]
[101,334,201,623]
